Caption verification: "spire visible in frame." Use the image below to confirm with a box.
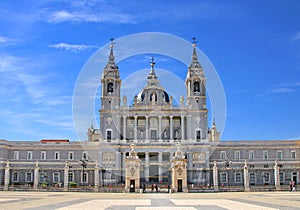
[148,57,158,79]
[212,118,216,128]
[189,37,202,68]
[106,37,117,69]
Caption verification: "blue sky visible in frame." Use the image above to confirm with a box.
[0,0,300,141]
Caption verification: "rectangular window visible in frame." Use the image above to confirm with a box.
[249,151,255,160]
[54,151,60,160]
[277,151,282,160]
[26,172,32,182]
[41,151,46,160]
[27,151,33,160]
[263,172,270,183]
[68,151,74,160]
[13,172,19,182]
[263,151,268,160]
[250,173,256,183]
[234,151,240,160]
[82,172,88,183]
[196,130,201,140]
[13,151,19,160]
[220,151,226,160]
[280,172,284,182]
[149,153,159,161]
[107,130,112,140]
[291,150,296,159]
[137,153,145,161]
[53,172,60,183]
[235,172,242,183]
[68,172,74,182]
[82,152,88,160]
[220,172,227,183]
[39,172,47,183]
[162,153,170,161]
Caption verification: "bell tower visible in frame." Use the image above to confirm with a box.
[100,38,121,141]
[101,38,121,110]
[185,38,208,141]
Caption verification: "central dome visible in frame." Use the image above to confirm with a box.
[136,90,170,104]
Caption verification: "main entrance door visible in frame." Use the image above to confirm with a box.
[177,179,182,192]
[130,180,135,192]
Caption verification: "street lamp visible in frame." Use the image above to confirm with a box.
[79,159,88,186]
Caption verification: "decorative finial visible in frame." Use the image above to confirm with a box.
[110,37,115,49]
[150,57,155,67]
[192,37,198,47]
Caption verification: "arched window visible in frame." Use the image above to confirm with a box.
[107,82,113,93]
[196,130,201,141]
[174,130,179,140]
[194,82,200,92]
[150,93,157,101]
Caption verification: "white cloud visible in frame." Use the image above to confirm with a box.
[0,54,69,105]
[271,87,294,94]
[45,9,133,24]
[288,136,300,140]
[49,42,98,52]
[292,32,300,41]
[0,36,9,43]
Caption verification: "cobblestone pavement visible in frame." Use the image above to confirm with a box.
[0,191,299,210]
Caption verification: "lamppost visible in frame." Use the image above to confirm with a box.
[223,158,232,188]
[79,159,88,186]
[101,168,106,188]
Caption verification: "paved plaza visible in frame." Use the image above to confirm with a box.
[0,191,299,210]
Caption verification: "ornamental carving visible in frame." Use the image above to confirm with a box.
[175,165,183,176]
[193,152,206,163]
[127,163,139,177]
[103,152,115,163]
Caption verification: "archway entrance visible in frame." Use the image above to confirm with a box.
[177,179,183,192]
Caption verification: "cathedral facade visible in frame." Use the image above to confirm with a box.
[0,40,299,192]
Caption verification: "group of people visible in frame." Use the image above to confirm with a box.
[289,181,296,192]
[138,183,171,193]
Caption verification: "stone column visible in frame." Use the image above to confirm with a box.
[123,115,127,140]
[274,160,280,190]
[170,116,173,139]
[145,152,149,182]
[159,152,163,183]
[34,161,39,190]
[115,152,121,182]
[213,161,219,191]
[134,116,138,140]
[158,116,162,141]
[94,165,100,192]
[205,151,210,184]
[188,153,193,181]
[187,115,192,140]
[243,160,250,192]
[145,116,149,141]
[116,115,120,141]
[63,161,69,191]
[181,115,185,140]
[122,152,126,183]
[4,161,10,191]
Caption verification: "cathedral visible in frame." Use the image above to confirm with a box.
[0,39,299,192]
